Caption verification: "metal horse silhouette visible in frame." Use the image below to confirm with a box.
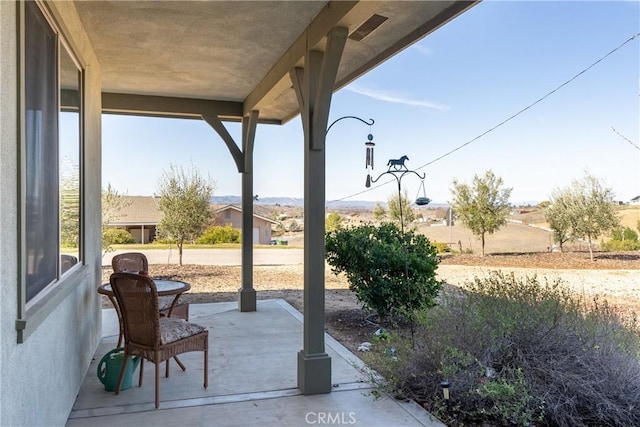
[387,155,409,170]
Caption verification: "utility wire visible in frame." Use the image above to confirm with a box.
[328,32,640,204]
[612,127,640,151]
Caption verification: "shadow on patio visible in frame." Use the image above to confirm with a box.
[67,300,443,426]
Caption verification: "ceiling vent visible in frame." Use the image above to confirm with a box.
[348,14,388,42]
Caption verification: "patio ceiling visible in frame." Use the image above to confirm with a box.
[72,0,479,123]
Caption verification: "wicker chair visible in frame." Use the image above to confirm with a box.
[111,252,189,320]
[110,272,208,408]
[111,252,149,274]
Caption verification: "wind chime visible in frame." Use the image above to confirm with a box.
[365,133,375,188]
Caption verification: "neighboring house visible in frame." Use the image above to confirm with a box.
[630,196,640,206]
[108,196,162,243]
[213,205,278,245]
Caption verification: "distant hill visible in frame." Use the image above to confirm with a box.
[212,195,450,209]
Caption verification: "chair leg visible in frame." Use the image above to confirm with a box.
[165,359,170,378]
[155,357,160,409]
[139,359,144,387]
[173,355,186,371]
[204,347,208,389]
[115,352,129,396]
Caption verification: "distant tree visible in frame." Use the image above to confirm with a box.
[611,226,638,242]
[101,184,132,255]
[373,203,387,221]
[451,170,512,257]
[157,164,215,265]
[60,175,80,247]
[545,192,573,252]
[387,189,415,230]
[288,219,301,232]
[556,173,619,261]
[326,212,344,233]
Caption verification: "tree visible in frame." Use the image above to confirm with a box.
[451,170,512,257]
[545,192,573,252]
[372,203,387,221]
[60,175,80,247]
[157,164,215,265]
[387,189,415,230]
[553,173,619,261]
[326,222,440,321]
[325,212,344,233]
[101,184,132,255]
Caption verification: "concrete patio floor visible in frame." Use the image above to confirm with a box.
[67,299,444,426]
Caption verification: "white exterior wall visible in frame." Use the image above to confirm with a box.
[0,2,103,425]
[219,208,273,245]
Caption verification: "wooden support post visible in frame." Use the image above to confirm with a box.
[291,27,348,396]
[239,110,259,312]
[202,111,259,312]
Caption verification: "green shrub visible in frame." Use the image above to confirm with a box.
[602,226,640,251]
[612,226,639,242]
[377,271,640,426]
[325,222,441,320]
[429,241,450,253]
[102,228,135,245]
[601,239,640,251]
[196,225,240,244]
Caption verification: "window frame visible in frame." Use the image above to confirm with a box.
[16,1,87,343]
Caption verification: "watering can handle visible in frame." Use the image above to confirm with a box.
[96,347,124,385]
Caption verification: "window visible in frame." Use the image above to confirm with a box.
[23,2,82,306]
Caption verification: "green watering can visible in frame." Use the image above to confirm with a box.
[97,348,140,392]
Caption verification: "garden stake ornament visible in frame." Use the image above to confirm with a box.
[369,155,428,348]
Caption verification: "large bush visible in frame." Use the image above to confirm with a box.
[601,226,640,251]
[372,272,640,426]
[196,225,240,244]
[325,222,440,320]
[102,228,135,245]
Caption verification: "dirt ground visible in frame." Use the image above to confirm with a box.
[101,251,640,353]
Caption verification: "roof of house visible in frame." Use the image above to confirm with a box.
[109,196,163,226]
[108,198,281,226]
[630,196,640,202]
[213,205,279,224]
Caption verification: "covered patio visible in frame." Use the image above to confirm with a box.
[68,300,443,426]
[1,1,479,425]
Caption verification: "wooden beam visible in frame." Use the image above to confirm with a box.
[334,1,480,90]
[102,92,243,121]
[202,114,244,173]
[243,110,259,173]
[290,67,307,131]
[243,1,359,116]
[311,27,347,150]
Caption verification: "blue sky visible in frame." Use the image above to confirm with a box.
[102,1,640,205]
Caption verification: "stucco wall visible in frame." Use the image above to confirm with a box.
[0,2,103,425]
[218,209,273,244]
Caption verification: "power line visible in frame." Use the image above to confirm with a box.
[612,127,640,151]
[328,32,640,204]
